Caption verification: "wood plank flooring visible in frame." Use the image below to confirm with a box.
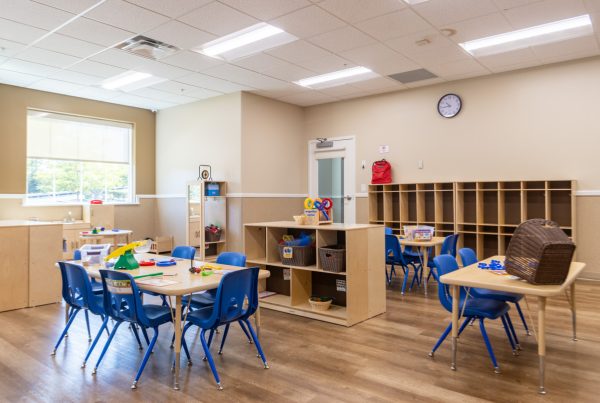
[0,278,598,402]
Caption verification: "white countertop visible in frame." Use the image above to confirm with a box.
[0,220,65,228]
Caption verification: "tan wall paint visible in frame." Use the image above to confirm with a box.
[575,197,600,280]
[113,198,156,241]
[304,56,600,190]
[0,84,155,195]
[155,93,242,194]
[241,93,306,194]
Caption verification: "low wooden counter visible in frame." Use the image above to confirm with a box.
[0,220,63,311]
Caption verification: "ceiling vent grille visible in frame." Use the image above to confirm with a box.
[115,35,179,60]
[388,68,437,84]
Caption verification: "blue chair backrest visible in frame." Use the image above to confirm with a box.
[458,247,478,267]
[172,246,195,260]
[73,249,82,261]
[99,269,150,327]
[385,234,407,265]
[385,227,393,235]
[204,267,256,328]
[216,252,246,267]
[62,262,103,315]
[450,234,459,257]
[433,255,467,313]
[439,235,454,255]
[58,261,77,307]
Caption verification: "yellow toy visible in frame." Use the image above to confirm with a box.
[105,240,147,270]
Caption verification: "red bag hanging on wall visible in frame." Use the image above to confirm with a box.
[371,159,392,184]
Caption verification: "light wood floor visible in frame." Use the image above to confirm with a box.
[1,278,599,402]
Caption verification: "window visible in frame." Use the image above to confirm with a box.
[26,110,134,204]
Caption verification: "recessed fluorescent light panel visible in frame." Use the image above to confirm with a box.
[460,14,593,57]
[295,67,377,89]
[193,22,297,61]
[101,70,166,92]
[403,0,430,5]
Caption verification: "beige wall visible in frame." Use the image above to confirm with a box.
[0,84,155,195]
[304,56,600,191]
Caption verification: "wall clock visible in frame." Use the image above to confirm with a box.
[437,93,462,118]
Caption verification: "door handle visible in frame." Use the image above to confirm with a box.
[345,195,352,201]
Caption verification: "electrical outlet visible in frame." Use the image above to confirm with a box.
[418,160,424,169]
[361,160,366,169]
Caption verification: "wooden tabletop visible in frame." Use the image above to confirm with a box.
[83,253,270,296]
[440,255,586,297]
[80,229,133,237]
[397,236,446,247]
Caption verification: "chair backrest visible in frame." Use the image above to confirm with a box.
[433,255,466,313]
[450,234,459,257]
[73,249,82,260]
[384,227,393,235]
[439,235,454,255]
[58,261,76,307]
[385,234,407,265]
[458,247,478,267]
[61,262,103,315]
[99,269,149,326]
[205,267,256,328]
[172,246,195,260]
[216,252,246,267]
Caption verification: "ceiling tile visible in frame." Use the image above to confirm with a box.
[136,59,193,79]
[270,5,346,38]
[1,0,74,30]
[124,0,213,18]
[262,61,317,81]
[202,64,284,88]
[28,78,86,95]
[178,2,259,36]
[309,26,377,53]
[16,47,80,68]
[405,44,471,65]
[294,53,355,74]
[144,20,216,50]
[493,0,545,11]
[183,86,224,99]
[110,92,172,109]
[85,0,169,33]
[177,72,253,92]
[233,53,292,72]
[386,29,457,57]
[584,0,600,14]
[150,80,205,94]
[503,0,587,29]
[427,58,489,78]
[404,76,445,88]
[277,91,338,106]
[539,47,600,65]
[410,0,498,26]
[477,48,538,69]
[1,59,61,76]
[350,76,402,91]
[340,43,420,75]
[161,51,224,72]
[355,9,432,41]
[444,12,513,43]
[68,86,122,101]
[266,40,334,64]
[0,38,27,57]
[220,0,311,20]
[250,85,309,99]
[90,48,148,69]
[35,33,105,58]
[317,84,362,97]
[0,17,47,44]
[486,58,541,73]
[132,86,200,104]
[531,35,599,59]
[58,17,135,46]
[317,0,406,23]
[0,69,43,86]
[46,69,103,85]
[30,0,102,14]
[68,60,127,78]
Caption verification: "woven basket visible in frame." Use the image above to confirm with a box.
[278,244,316,266]
[309,297,332,311]
[505,219,575,285]
[319,245,346,273]
[205,228,222,242]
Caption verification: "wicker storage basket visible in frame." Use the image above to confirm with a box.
[205,228,222,242]
[278,244,316,266]
[309,297,332,311]
[505,219,575,285]
[319,245,346,273]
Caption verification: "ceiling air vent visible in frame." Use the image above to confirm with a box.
[388,68,437,84]
[115,35,179,60]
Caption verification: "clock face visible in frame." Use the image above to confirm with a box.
[437,93,462,118]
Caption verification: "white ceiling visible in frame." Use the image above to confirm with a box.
[0,0,599,109]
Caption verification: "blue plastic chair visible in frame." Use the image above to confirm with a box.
[384,227,393,235]
[385,234,421,293]
[73,249,103,295]
[426,234,458,281]
[181,267,267,389]
[458,248,529,337]
[429,255,520,373]
[144,245,196,305]
[94,269,173,389]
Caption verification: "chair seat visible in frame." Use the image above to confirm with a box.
[471,288,523,303]
[182,291,216,308]
[91,280,104,294]
[462,298,510,320]
[141,305,173,327]
[185,306,215,328]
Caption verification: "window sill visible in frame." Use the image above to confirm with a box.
[22,200,141,207]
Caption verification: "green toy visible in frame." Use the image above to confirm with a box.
[114,250,139,270]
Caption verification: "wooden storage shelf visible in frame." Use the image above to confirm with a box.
[187,181,227,261]
[369,180,576,262]
[245,222,384,326]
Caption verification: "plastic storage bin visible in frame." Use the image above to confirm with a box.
[205,183,220,196]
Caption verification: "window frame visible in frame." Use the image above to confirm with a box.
[24,108,137,206]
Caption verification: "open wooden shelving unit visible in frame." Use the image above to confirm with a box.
[369,180,576,261]
[244,221,385,326]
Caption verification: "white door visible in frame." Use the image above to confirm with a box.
[308,137,356,224]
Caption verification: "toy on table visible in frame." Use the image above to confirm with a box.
[79,244,111,266]
[156,259,176,267]
[299,197,334,225]
[104,240,147,270]
[139,260,156,266]
[189,263,218,276]
[91,226,105,235]
[478,259,505,270]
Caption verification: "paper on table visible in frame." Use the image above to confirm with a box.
[213,269,235,274]
[136,278,178,287]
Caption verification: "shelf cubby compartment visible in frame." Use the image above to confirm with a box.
[266,227,316,265]
[500,226,516,236]
[436,182,454,191]
[457,189,477,224]
[402,184,417,191]
[479,181,498,190]
[459,182,477,190]
[422,191,436,222]
[401,192,417,222]
[384,191,400,222]
[383,184,399,192]
[369,192,385,222]
[435,189,455,223]
[501,190,521,225]
[244,226,266,262]
[498,235,512,255]
[316,229,345,272]
[368,184,384,192]
[549,190,572,227]
[481,190,498,224]
[482,234,499,260]
[479,225,499,235]
[263,265,291,299]
[436,223,455,236]
[524,181,545,190]
[524,190,545,220]
[459,233,478,254]
[547,180,572,190]
[501,181,521,190]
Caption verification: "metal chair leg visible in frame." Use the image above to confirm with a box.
[500,314,518,355]
[515,302,531,335]
[93,321,123,374]
[479,318,500,373]
[244,319,268,369]
[84,310,92,342]
[82,316,109,368]
[430,317,471,357]
[132,327,159,389]
[200,329,223,390]
[505,313,521,350]
[52,308,81,355]
[238,320,253,344]
[218,323,231,354]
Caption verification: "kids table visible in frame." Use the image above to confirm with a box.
[397,236,446,296]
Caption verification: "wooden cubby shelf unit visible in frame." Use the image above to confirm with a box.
[369,180,576,261]
[244,221,385,326]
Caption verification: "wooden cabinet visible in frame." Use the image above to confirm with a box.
[186,181,227,261]
[0,226,29,311]
[30,225,63,306]
[188,217,202,247]
[244,221,385,327]
[62,222,90,259]
[83,204,115,229]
